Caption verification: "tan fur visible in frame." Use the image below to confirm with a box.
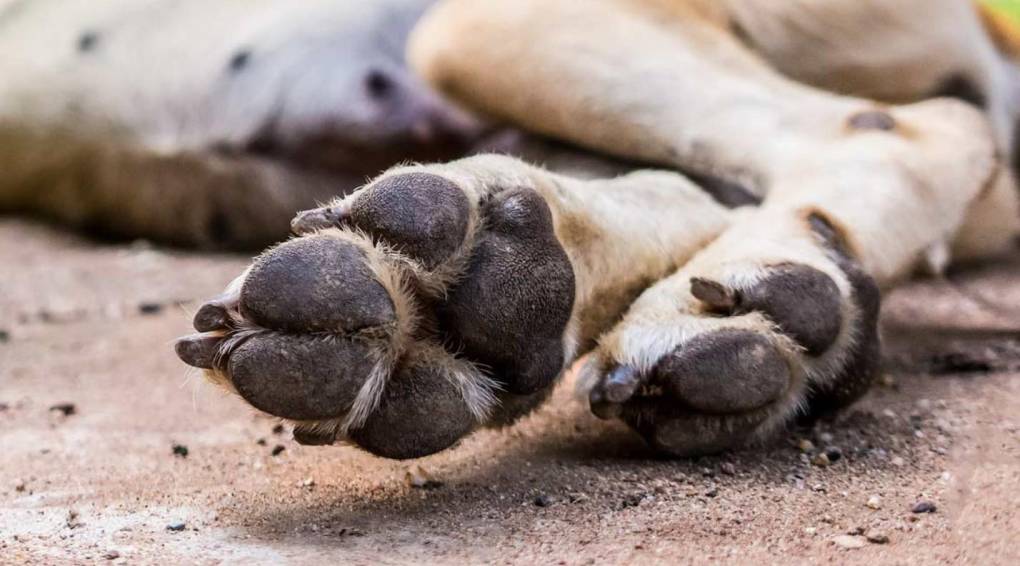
[228,154,732,443]
[35,0,1020,454]
[397,0,1017,449]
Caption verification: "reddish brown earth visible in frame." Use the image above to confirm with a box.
[1,218,1018,564]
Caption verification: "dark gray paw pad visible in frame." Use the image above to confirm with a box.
[291,206,347,235]
[693,264,843,356]
[802,261,882,418]
[293,428,337,446]
[350,172,470,269]
[439,188,575,394]
[227,333,376,420]
[625,400,766,457]
[175,333,224,370]
[655,329,790,414]
[240,235,395,333]
[348,359,476,459]
[193,295,234,332]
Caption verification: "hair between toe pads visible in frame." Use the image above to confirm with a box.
[348,356,477,460]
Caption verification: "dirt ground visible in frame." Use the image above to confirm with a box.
[1,217,1018,565]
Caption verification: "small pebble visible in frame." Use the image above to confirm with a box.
[0,329,9,343]
[720,462,736,476]
[798,439,815,452]
[533,494,555,507]
[49,403,76,416]
[704,485,719,498]
[811,453,830,467]
[865,529,890,544]
[911,501,937,514]
[138,302,163,315]
[172,444,189,458]
[297,477,315,490]
[271,445,286,457]
[272,424,285,435]
[15,480,26,492]
[866,495,882,510]
[891,456,905,467]
[166,522,186,532]
[832,535,866,549]
[256,438,267,446]
[817,432,834,444]
[104,550,121,560]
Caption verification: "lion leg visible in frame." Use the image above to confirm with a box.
[411,0,999,455]
[177,154,733,457]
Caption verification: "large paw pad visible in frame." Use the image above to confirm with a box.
[691,264,843,356]
[587,219,880,457]
[177,170,577,458]
[440,188,576,394]
[240,235,396,332]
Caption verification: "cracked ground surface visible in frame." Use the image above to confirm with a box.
[1,217,1018,565]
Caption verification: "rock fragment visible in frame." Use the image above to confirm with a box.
[832,535,866,549]
[911,501,937,514]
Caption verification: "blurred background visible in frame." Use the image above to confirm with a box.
[2,1,1020,563]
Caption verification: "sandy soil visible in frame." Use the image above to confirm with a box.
[1,217,1018,565]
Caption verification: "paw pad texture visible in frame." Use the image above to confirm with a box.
[351,172,470,269]
[349,359,475,459]
[229,334,376,420]
[655,330,789,413]
[440,188,575,394]
[240,235,395,333]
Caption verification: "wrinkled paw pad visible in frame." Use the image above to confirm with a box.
[439,188,576,394]
[350,172,471,269]
[655,330,790,413]
[177,234,398,423]
[348,350,477,460]
[590,329,791,419]
[691,263,843,356]
[241,234,395,333]
[175,333,223,370]
[177,171,580,458]
[229,334,376,421]
[291,172,471,270]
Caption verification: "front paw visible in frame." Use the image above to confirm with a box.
[176,166,579,458]
[585,222,881,456]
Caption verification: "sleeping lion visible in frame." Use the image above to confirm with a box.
[4,0,1019,458]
